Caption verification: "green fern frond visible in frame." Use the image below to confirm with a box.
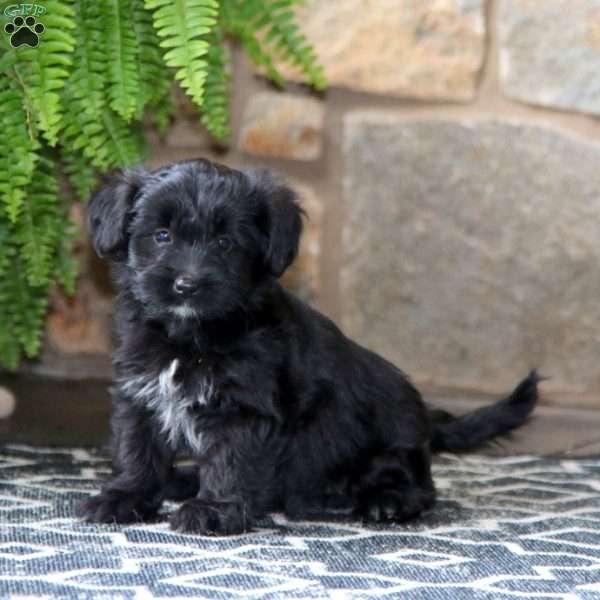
[261,0,326,89]
[0,35,17,73]
[60,0,107,192]
[222,0,325,89]
[0,249,49,366]
[220,0,285,86]
[61,91,144,173]
[0,220,12,279]
[0,153,75,368]
[67,0,107,120]
[201,31,230,138]
[55,219,79,295]
[61,89,111,171]
[0,77,39,223]
[131,0,171,115]
[148,86,174,135]
[0,328,21,370]
[61,145,97,199]
[13,156,62,287]
[101,109,146,167]
[13,1,76,146]
[145,0,219,107]
[0,151,76,368]
[0,224,51,367]
[105,0,141,121]
[61,109,110,171]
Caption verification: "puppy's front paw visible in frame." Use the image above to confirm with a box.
[77,489,159,524]
[357,488,434,524]
[170,498,251,535]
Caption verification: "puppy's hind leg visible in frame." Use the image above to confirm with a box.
[352,446,436,523]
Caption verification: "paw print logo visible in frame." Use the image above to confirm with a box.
[4,16,45,48]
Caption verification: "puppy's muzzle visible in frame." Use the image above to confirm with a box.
[173,275,199,297]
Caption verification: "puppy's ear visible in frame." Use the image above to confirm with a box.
[251,170,304,278]
[88,169,146,261]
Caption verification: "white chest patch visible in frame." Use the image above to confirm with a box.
[118,359,214,454]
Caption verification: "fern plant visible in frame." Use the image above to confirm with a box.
[0,0,325,370]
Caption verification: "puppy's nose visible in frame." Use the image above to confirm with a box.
[173,275,199,296]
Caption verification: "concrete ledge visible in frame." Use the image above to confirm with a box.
[1,374,599,457]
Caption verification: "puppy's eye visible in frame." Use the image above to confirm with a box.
[154,229,172,244]
[217,237,232,251]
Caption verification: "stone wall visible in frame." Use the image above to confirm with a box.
[45,0,600,408]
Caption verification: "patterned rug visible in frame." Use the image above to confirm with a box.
[1,446,600,599]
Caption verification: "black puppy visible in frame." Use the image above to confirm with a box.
[79,158,538,535]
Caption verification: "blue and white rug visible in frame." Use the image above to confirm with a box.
[1,445,600,599]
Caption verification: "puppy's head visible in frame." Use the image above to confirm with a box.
[88,159,303,321]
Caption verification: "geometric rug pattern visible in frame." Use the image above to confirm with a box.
[1,445,600,599]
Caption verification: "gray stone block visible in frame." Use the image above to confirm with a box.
[342,114,600,397]
[499,0,600,115]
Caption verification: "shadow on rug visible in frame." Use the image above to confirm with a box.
[0,445,599,599]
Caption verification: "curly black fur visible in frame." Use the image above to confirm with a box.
[78,158,538,535]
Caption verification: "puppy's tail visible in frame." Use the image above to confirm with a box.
[429,370,539,452]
